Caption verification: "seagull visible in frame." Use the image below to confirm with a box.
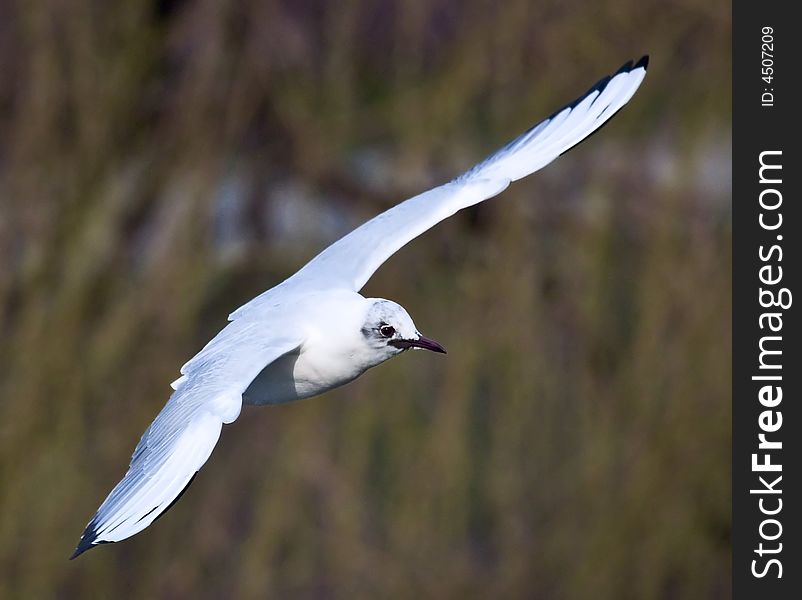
[71,56,648,558]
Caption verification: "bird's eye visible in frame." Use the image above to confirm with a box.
[379,324,395,338]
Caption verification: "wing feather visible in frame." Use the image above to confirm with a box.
[71,317,302,558]
[279,56,648,295]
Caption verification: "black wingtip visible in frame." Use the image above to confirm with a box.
[614,59,634,76]
[70,535,96,560]
[69,519,106,560]
[532,55,649,126]
[68,471,200,561]
[555,56,650,159]
[616,55,649,75]
[553,74,610,118]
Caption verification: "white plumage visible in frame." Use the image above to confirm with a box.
[72,56,648,558]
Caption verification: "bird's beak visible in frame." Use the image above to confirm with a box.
[390,334,447,354]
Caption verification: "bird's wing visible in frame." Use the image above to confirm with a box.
[71,316,302,558]
[289,56,648,294]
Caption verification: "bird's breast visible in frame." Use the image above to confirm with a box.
[242,343,369,406]
[242,289,376,406]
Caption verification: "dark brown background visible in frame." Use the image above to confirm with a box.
[0,0,730,597]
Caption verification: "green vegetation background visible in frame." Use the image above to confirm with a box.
[0,0,730,597]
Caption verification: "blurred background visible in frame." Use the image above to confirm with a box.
[0,0,730,598]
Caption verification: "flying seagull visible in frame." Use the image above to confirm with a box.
[72,56,648,558]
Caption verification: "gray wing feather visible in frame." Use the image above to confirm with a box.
[72,315,301,557]
[276,57,648,297]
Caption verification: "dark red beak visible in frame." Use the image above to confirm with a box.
[389,335,447,354]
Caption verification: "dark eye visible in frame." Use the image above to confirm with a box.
[379,324,395,338]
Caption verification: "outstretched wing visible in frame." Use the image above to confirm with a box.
[289,56,648,295]
[71,316,301,558]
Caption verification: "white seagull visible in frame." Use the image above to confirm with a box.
[72,56,648,558]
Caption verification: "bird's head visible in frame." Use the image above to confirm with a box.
[361,299,446,363]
